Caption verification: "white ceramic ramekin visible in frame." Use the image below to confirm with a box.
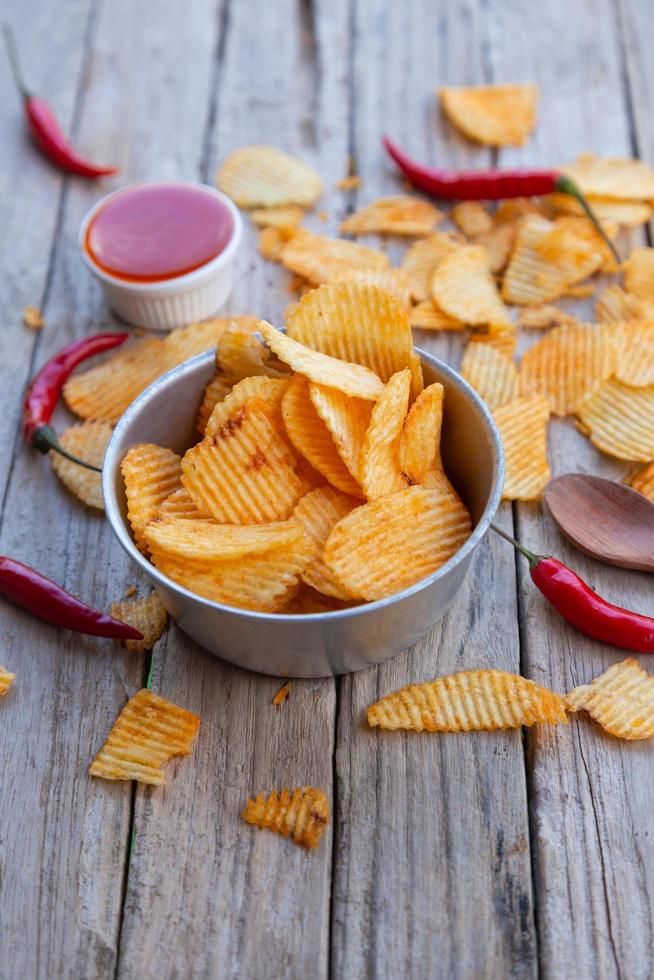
[79,180,243,331]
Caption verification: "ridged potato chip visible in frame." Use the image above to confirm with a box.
[155,488,203,520]
[182,399,307,523]
[431,245,512,326]
[309,383,372,482]
[293,487,360,598]
[0,667,15,696]
[494,396,551,500]
[401,232,462,301]
[323,485,472,601]
[282,375,362,496]
[616,321,654,387]
[259,320,383,400]
[109,592,168,654]
[399,383,454,496]
[64,337,164,423]
[409,300,464,331]
[217,145,322,208]
[519,305,578,330]
[565,659,654,740]
[282,583,355,614]
[122,444,182,553]
[249,205,304,230]
[259,225,290,261]
[451,201,493,238]
[360,369,411,499]
[476,222,517,275]
[215,317,285,381]
[50,420,112,509]
[502,215,604,305]
[368,669,567,732]
[519,321,618,415]
[468,326,517,359]
[326,266,411,308]
[196,373,235,434]
[340,195,443,236]
[205,375,290,439]
[242,786,329,849]
[162,317,231,363]
[89,689,200,785]
[595,284,654,324]
[627,462,654,501]
[439,83,538,146]
[285,282,422,398]
[554,215,619,275]
[623,248,654,301]
[460,343,519,410]
[280,228,389,284]
[145,515,302,562]
[548,192,652,227]
[561,154,654,201]
[576,380,654,461]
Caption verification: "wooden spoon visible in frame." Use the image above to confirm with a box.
[544,474,654,573]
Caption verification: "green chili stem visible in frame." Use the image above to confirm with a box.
[33,425,102,473]
[490,523,542,569]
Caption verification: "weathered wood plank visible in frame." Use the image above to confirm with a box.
[491,1,654,976]
[0,1,219,977]
[116,2,350,976]
[331,2,536,977]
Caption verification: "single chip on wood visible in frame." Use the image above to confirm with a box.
[340,195,443,236]
[216,145,323,208]
[50,420,112,509]
[460,343,519,410]
[431,245,512,326]
[280,228,389,284]
[565,659,654,740]
[576,379,654,462]
[401,232,462,302]
[626,461,654,501]
[324,485,471,601]
[439,83,538,146]
[451,201,493,238]
[293,486,360,599]
[494,396,551,500]
[368,669,568,731]
[89,688,200,785]
[0,666,15,696]
[242,786,329,849]
[359,369,411,500]
[63,337,165,423]
[122,444,182,553]
[109,593,168,654]
[561,154,654,201]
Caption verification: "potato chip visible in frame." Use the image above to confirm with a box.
[494,396,551,500]
[360,369,411,499]
[562,282,595,299]
[468,325,517,359]
[196,373,235,434]
[242,786,329,849]
[145,515,302,562]
[627,462,654,501]
[326,267,411,308]
[548,192,652,227]
[155,488,203,520]
[23,305,43,329]
[280,228,389,284]
[519,305,578,330]
[258,320,383,400]
[439,83,538,146]
[282,583,354,614]
[309,383,372,482]
[324,485,471,600]
[616,321,654,387]
[272,681,292,704]
[565,659,654,740]
[502,215,604,306]
[122,444,182,553]
[431,245,512,326]
[340,195,443,236]
[217,145,323,208]
[293,487,360,598]
[476,222,517,275]
[50,420,112,509]
[281,375,362,496]
[576,380,654,461]
[89,688,200,785]
[494,198,545,223]
[285,282,422,398]
[399,383,454,496]
[623,248,654,301]
[409,300,464,331]
[205,375,290,440]
[460,343,519,410]
[162,317,232,363]
[0,667,15,696]
[554,214,619,275]
[451,201,493,238]
[63,337,165,423]
[595,284,654,324]
[152,532,312,612]
[368,669,567,732]
[259,225,290,261]
[401,232,462,301]
[337,175,362,191]
[109,592,168,654]
[519,321,618,415]
[249,205,304,230]
[561,154,654,201]
[182,399,307,523]
[216,319,288,382]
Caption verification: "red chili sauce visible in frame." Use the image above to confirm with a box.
[85,182,234,283]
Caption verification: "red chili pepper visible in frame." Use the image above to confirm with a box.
[382,135,620,263]
[2,24,118,179]
[23,332,129,471]
[492,526,654,653]
[0,556,142,640]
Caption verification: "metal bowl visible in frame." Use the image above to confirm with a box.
[103,349,504,677]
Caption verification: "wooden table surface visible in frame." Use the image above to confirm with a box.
[1,1,653,977]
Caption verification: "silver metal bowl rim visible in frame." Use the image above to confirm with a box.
[103,348,505,623]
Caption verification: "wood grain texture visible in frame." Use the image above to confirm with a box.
[115,1,349,976]
[492,0,654,976]
[330,3,536,978]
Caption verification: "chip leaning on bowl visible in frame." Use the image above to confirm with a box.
[119,284,473,614]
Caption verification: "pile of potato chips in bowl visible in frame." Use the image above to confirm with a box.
[103,283,503,676]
